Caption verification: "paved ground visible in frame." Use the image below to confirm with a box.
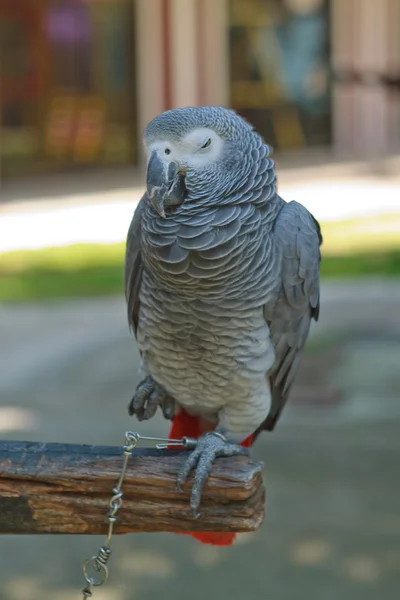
[1,281,400,600]
[1,159,399,252]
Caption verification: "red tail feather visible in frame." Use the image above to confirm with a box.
[168,409,253,546]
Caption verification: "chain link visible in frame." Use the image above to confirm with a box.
[80,431,139,598]
[80,431,197,598]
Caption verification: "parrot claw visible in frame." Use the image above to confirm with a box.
[191,508,201,520]
[128,376,176,421]
[176,430,251,518]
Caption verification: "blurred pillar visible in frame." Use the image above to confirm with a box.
[332,0,400,157]
[168,0,199,107]
[199,0,230,107]
[135,0,165,163]
[331,0,357,155]
[160,0,230,109]
[353,0,389,158]
[134,0,231,153]
[386,0,400,154]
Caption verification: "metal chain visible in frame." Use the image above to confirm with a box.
[80,431,139,598]
[80,431,197,598]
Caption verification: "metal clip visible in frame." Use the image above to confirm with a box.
[128,433,198,450]
[155,436,198,450]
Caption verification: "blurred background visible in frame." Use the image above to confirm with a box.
[0,1,400,599]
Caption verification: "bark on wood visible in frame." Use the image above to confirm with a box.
[0,440,265,535]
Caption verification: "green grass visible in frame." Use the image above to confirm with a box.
[0,244,126,302]
[1,214,399,303]
[321,251,400,278]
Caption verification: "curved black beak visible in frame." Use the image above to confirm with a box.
[146,151,186,218]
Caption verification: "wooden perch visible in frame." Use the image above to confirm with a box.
[0,440,265,535]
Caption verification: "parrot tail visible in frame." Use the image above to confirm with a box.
[168,409,253,546]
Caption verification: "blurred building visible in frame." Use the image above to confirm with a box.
[1,0,399,181]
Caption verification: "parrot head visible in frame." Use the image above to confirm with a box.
[143,106,267,217]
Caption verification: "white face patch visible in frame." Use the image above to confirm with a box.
[146,127,224,169]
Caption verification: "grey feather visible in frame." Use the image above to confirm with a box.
[124,194,145,335]
[260,200,322,433]
[125,106,322,442]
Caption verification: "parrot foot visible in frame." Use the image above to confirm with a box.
[128,376,176,421]
[176,430,251,519]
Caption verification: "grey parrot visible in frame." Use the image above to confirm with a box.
[124,106,322,518]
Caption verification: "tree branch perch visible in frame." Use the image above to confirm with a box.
[0,440,265,535]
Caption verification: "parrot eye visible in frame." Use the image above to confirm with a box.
[201,138,211,149]
[165,148,171,155]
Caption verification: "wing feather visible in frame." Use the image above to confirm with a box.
[124,195,145,336]
[261,200,322,432]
